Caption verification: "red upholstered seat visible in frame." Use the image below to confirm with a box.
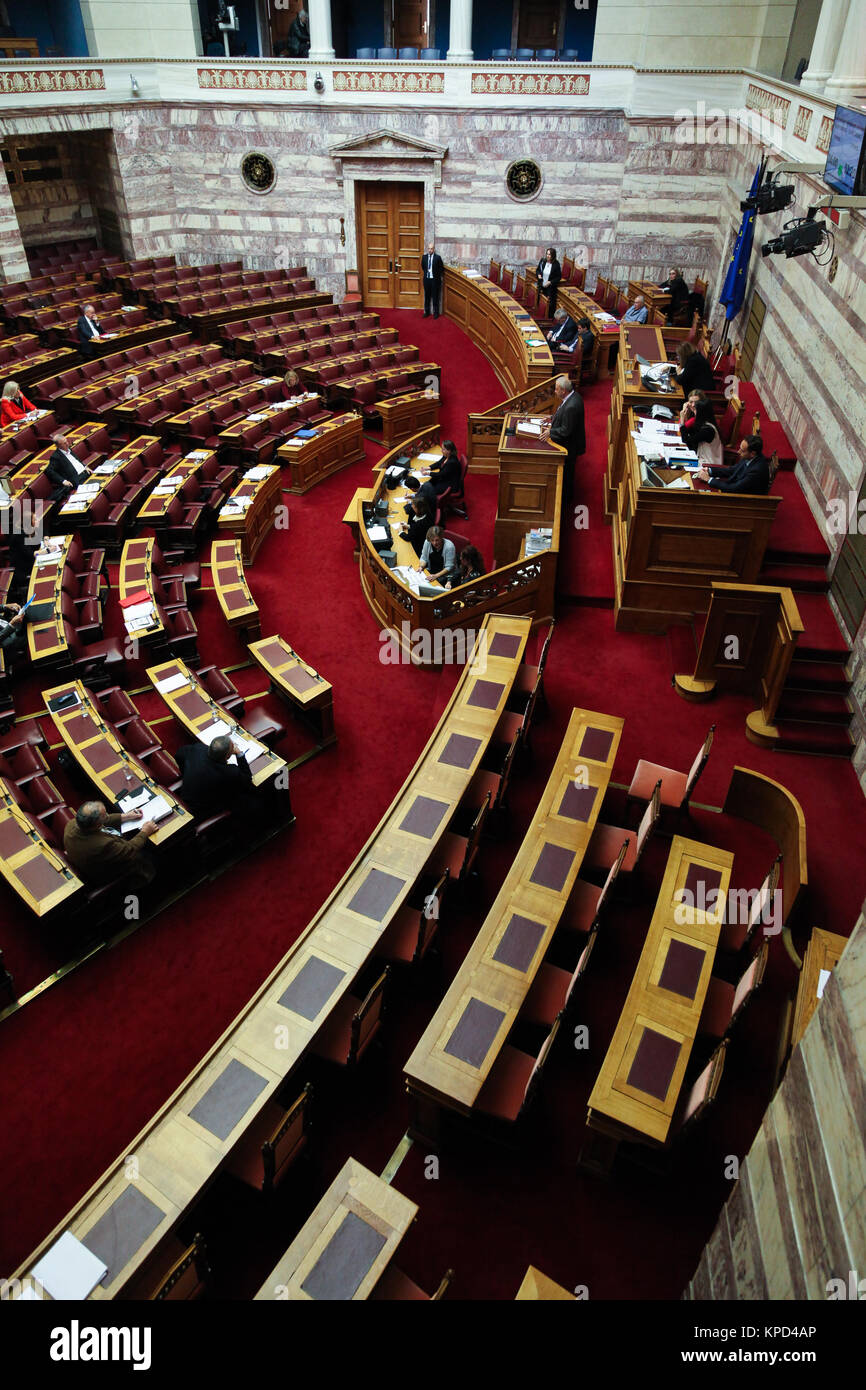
[476,1045,535,1122]
[629,760,688,807]
[521,963,572,1028]
[585,823,638,874]
[560,876,603,934]
[240,705,286,747]
[718,857,780,954]
[370,1266,430,1301]
[699,943,768,1039]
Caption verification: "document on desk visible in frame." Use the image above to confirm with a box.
[186,450,211,460]
[94,461,122,474]
[245,466,272,480]
[153,481,178,494]
[246,413,268,423]
[517,422,543,436]
[367,524,388,543]
[197,719,232,745]
[417,452,441,464]
[123,600,154,623]
[33,1231,107,1301]
[155,672,189,694]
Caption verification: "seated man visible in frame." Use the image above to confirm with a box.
[417,525,457,585]
[695,434,771,494]
[63,801,157,890]
[77,302,102,358]
[176,734,261,819]
[0,600,28,658]
[46,433,90,501]
[622,294,648,324]
[547,309,580,349]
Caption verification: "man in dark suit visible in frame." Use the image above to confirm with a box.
[77,302,102,357]
[544,374,586,469]
[547,310,580,349]
[176,734,261,819]
[63,801,157,890]
[421,242,443,318]
[46,434,89,501]
[696,434,771,494]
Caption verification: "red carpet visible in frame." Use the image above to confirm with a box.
[1,312,865,1299]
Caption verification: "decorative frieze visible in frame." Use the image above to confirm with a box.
[0,68,104,94]
[197,68,307,91]
[471,72,590,97]
[817,114,833,154]
[793,105,812,142]
[332,70,444,94]
[745,84,790,128]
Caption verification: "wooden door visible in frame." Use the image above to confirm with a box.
[356,182,424,309]
[517,0,562,51]
[262,0,301,56]
[392,1,431,50]
[738,291,766,381]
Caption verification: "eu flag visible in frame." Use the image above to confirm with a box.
[719,159,766,323]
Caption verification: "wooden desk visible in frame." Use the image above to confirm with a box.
[136,450,213,525]
[217,463,281,565]
[357,430,558,661]
[119,537,167,642]
[586,835,733,1156]
[0,38,39,56]
[610,406,779,633]
[211,538,260,644]
[15,617,528,1299]
[248,634,334,750]
[3,421,106,501]
[722,767,807,938]
[0,776,83,918]
[43,680,192,849]
[516,1265,575,1301]
[26,535,72,665]
[628,281,671,317]
[558,283,620,379]
[255,1158,417,1300]
[791,928,848,1048]
[379,389,440,450]
[405,708,622,1128]
[276,410,365,495]
[496,413,566,566]
[146,658,287,789]
[443,267,553,396]
[216,400,302,468]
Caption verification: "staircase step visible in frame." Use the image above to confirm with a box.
[775,690,853,726]
[759,562,829,593]
[787,659,852,694]
[765,544,831,568]
[774,721,855,758]
[792,592,852,661]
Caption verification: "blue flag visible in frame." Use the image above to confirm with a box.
[719,160,765,323]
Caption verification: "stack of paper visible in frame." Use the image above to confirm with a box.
[464,269,483,279]
[155,672,188,695]
[94,461,122,475]
[246,412,267,423]
[417,451,440,464]
[124,599,156,631]
[186,449,211,460]
[153,480,178,494]
[197,718,232,745]
[245,466,272,480]
[517,422,542,437]
[32,1231,107,1301]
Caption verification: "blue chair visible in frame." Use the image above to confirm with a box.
[491,49,512,60]
[420,48,441,60]
[378,48,397,59]
[536,48,556,60]
[515,48,535,60]
[398,47,419,60]
[356,48,375,59]
[559,49,580,60]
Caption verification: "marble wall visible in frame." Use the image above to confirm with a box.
[593,0,797,76]
[684,906,866,1299]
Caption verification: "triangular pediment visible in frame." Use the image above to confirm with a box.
[329,128,448,161]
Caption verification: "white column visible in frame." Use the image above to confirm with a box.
[801,0,851,93]
[447,0,473,61]
[824,0,866,103]
[307,0,335,63]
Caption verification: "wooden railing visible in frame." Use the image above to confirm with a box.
[466,374,559,474]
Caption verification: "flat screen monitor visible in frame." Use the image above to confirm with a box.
[823,104,866,196]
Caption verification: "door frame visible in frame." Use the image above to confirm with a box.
[511,0,567,54]
[356,179,425,307]
[329,129,448,293]
[385,0,436,50]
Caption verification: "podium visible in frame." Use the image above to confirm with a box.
[494,413,566,566]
